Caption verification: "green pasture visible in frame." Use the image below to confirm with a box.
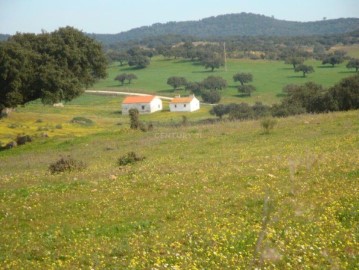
[91,56,357,104]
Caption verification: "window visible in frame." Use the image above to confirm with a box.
[175,105,177,108]
[184,104,186,107]
[141,105,145,110]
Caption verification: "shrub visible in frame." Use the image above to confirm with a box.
[55,124,63,129]
[252,102,271,118]
[261,118,277,134]
[228,103,254,120]
[201,90,221,104]
[210,104,230,119]
[181,115,188,126]
[49,156,87,174]
[129,109,140,129]
[238,84,256,96]
[118,152,145,166]
[16,134,32,145]
[70,117,94,126]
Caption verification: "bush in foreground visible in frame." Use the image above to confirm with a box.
[49,156,87,174]
[260,118,277,134]
[118,152,145,166]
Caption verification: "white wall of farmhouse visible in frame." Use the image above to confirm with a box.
[169,97,200,112]
[122,97,162,114]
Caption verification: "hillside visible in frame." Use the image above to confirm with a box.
[0,106,358,268]
[0,34,10,41]
[89,13,359,43]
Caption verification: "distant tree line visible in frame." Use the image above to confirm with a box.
[105,29,359,63]
[107,46,153,69]
[210,74,359,120]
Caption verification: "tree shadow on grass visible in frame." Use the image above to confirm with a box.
[192,70,216,74]
[338,71,357,74]
[287,75,305,78]
[111,110,122,115]
[317,65,335,69]
[233,94,251,98]
[120,67,145,71]
[107,84,123,88]
[276,93,287,97]
[280,67,294,71]
[227,84,238,89]
[158,89,176,93]
[174,59,193,64]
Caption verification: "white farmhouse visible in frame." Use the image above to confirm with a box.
[122,95,162,115]
[169,95,200,112]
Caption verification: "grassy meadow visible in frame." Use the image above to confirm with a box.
[0,107,358,269]
[0,50,359,269]
[91,53,358,104]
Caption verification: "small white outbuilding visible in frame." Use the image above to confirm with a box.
[122,95,162,114]
[169,95,200,112]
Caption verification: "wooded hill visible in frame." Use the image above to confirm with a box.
[89,13,359,44]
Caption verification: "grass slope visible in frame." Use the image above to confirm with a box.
[91,56,357,104]
[0,110,358,269]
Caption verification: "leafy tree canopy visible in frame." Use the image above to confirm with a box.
[285,57,304,69]
[200,52,224,71]
[167,76,187,90]
[238,85,256,96]
[201,90,221,104]
[322,50,346,67]
[233,73,253,85]
[346,58,359,72]
[202,76,227,90]
[128,55,150,69]
[294,64,314,77]
[0,27,107,112]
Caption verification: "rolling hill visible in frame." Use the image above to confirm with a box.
[89,13,359,44]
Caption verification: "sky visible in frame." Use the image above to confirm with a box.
[0,0,358,34]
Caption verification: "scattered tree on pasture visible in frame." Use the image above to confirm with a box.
[322,50,346,67]
[126,74,138,84]
[233,73,255,96]
[201,90,221,104]
[115,73,128,85]
[167,76,187,90]
[200,52,224,71]
[285,57,304,69]
[295,64,314,77]
[128,55,150,69]
[346,58,359,72]
[233,73,253,86]
[202,76,227,90]
[238,85,256,96]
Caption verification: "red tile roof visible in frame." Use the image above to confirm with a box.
[170,96,194,104]
[122,95,156,104]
